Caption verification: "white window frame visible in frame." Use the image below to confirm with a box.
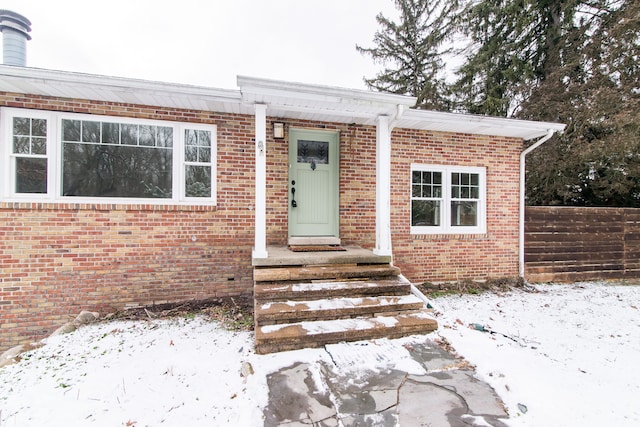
[410,164,486,235]
[1,107,217,205]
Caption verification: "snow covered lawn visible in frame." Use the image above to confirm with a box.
[434,282,640,426]
[1,281,638,426]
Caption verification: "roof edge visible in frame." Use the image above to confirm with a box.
[237,75,417,107]
[0,65,242,102]
[402,109,566,140]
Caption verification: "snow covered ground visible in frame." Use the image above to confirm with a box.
[435,282,640,427]
[0,281,638,426]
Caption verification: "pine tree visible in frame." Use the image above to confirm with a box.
[524,0,640,206]
[357,0,458,110]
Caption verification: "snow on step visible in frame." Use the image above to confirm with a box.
[256,311,437,341]
[259,294,422,312]
[254,279,411,301]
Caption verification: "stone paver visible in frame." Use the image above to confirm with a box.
[262,339,509,427]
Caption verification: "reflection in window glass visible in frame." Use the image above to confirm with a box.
[16,158,47,193]
[184,129,212,198]
[82,121,100,143]
[451,201,478,226]
[12,117,48,194]
[412,200,441,226]
[185,165,211,197]
[61,119,174,198]
[63,144,172,198]
[411,170,442,227]
[297,140,329,164]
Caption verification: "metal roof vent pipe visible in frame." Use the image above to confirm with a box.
[0,10,32,66]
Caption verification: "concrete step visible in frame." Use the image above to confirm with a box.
[255,310,438,354]
[254,278,412,302]
[253,264,401,282]
[255,294,425,325]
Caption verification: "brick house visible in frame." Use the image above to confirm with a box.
[0,66,564,351]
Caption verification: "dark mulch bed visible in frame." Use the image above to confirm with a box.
[105,296,254,331]
[416,276,530,297]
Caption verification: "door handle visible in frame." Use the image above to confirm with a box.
[291,186,297,208]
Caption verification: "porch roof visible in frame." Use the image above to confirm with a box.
[0,65,565,140]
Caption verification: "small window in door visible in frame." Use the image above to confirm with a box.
[297,140,329,164]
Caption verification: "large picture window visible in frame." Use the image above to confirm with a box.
[1,108,216,205]
[411,164,486,234]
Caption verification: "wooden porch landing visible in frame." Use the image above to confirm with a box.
[252,246,438,354]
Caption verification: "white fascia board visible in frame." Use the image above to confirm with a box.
[237,75,417,108]
[0,65,242,105]
[400,109,566,140]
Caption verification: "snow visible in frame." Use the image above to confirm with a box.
[434,282,640,427]
[1,282,639,426]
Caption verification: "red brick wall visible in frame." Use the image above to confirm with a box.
[0,93,259,351]
[264,122,378,248]
[389,129,522,283]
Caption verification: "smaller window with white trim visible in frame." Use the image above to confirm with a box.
[411,164,486,234]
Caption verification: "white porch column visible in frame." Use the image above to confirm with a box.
[252,103,268,259]
[374,115,393,257]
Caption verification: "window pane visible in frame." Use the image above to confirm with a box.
[452,186,459,198]
[121,124,138,146]
[185,165,211,197]
[16,158,47,193]
[13,117,30,135]
[433,172,442,184]
[412,170,442,200]
[199,147,211,163]
[32,137,47,155]
[451,201,477,226]
[452,173,459,185]
[158,127,173,147]
[198,130,211,147]
[62,120,81,142]
[32,119,47,137]
[298,140,328,164]
[102,123,120,144]
[63,143,172,198]
[185,146,198,162]
[412,200,440,226]
[139,125,155,146]
[13,136,30,154]
[82,121,100,143]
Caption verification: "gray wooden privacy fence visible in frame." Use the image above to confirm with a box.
[525,206,640,282]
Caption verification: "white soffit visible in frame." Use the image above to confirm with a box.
[0,65,246,114]
[237,75,416,125]
[398,109,566,140]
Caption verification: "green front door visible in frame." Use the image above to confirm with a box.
[288,128,339,239]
